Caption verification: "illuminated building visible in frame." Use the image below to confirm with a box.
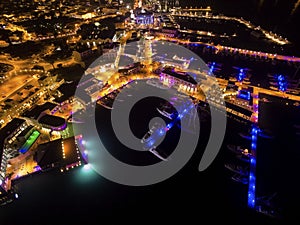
[73,48,95,61]
[160,67,198,93]
[118,62,141,75]
[34,137,84,172]
[159,0,177,11]
[153,27,178,37]
[135,9,154,25]
[22,102,57,120]
[38,114,67,131]
[75,74,104,106]
[72,12,96,20]
[0,118,27,195]
[38,75,57,87]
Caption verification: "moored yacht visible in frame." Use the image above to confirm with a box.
[227,144,250,156]
[225,163,249,176]
[149,146,168,161]
[231,173,248,184]
[157,103,177,120]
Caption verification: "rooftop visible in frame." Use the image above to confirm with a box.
[22,102,57,120]
[0,118,26,164]
[38,114,66,129]
[161,68,197,85]
[34,137,82,171]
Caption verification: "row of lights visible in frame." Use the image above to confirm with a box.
[174,12,289,45]
[248,126,258,208]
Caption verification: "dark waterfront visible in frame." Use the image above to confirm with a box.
[3,81,297,225]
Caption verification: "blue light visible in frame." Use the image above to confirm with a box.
[159,129,164,135]
[237,90,251,101]
[83,164,91,170]
[148,140,154,147]
[277,74,287,92]
[248,125,258,208]
[208,62,217,76]
[237,68,246,82]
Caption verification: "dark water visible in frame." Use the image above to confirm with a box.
[257,94,300,222]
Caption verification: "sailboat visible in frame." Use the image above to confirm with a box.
[224,163,249,176]
[239,131,252,140]
[231,173,248,184]
[258,129,274,139]
[227,144,250,156]
[235,153,251,163]
[256,193,282,219]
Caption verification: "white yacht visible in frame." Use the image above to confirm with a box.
[224,163,249,176]
[227,144,250,156]
[156,103,177,120]
[149,146,168,161]
[231,173,248,184]
[239,132,252,140]
[157,107,174,120]
[141,122,162,144]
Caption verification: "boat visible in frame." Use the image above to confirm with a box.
[256,192,278,207]
[157,103,177,120]
[68,117,84,124]
[294,124,300,129]
[258,129,274,139]
[229,77,237,82]
[141,122,162,144]
[231,173,248,184]
[224,163,249,176]
[256,205,282,220]
[256,195,282,219]
[269,81,277,86]
[239,132,252,140]
[260,97,270,102]
[255,193,282,220]
[157,107,174,120]
[269,86,278,91]
[149,146,168,161]
[141,129,154,144]
[227,144,250,156]
[236,154,251,163]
